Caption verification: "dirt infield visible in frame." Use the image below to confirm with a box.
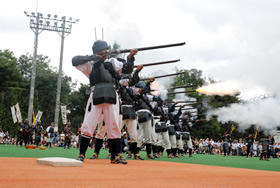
[1,157,280,188]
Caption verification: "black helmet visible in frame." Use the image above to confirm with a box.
[153,96,163,106]
[135,81,145,89]
[92,40,109,54]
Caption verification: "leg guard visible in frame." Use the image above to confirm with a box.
[79,136,91,156]
[94,138,103,155]
[108,138,121,161]
[146,143,152,155]
[152,145,158,155]
[130,142,137,155]
[189,149,193,157]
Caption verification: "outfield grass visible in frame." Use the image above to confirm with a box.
[1,145,280,172]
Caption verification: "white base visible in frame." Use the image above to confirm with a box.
[37,157,83,167]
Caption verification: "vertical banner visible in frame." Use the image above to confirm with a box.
[32,105,36,124]
[230,125,235,135]
[255,125,260,139]
[10,106,17,123]
[61,105,67,125]
[15,103,22,123]
[35,110,43,123]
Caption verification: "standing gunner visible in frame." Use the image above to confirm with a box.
[72,40,137,164]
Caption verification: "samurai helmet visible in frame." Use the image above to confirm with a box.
[92,40,109,54]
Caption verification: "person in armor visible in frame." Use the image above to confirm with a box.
[64,124,72,149]
[180,112,194,157]
[29,123,35,144]
[22,119,30,146]
[89,65,143,160]
[134,79,157,159]
[34,121,44,147]
[267,135,275,159]
[152,95,174,158]
[259,137,269,161]
[168,102,183,157]
[149,95,162,159]
[16,122,23,146]
[246,134,255,158]
[221,134,231,157]
[118,65,143,160]
[46,122,55,148]
[72,40,137,164]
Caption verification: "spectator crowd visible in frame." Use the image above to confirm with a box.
[1,125,280,160]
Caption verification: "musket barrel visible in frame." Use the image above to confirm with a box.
[180,108,197,110]
[168,85,195,90]
[141,72,185,81]
[134,59,180,68]
[167,90,197,95]
[117,42,186,54]
[175,103,201,107]
[166,100,198,103]
[150,89,157,92]
[188,119,207,122]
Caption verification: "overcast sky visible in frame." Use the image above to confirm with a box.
[1,0,280,100]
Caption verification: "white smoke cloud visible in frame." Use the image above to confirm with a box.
[173,88,197,102]
[150,81,168,101]
[208,95,280,130]
[146,69,176,101]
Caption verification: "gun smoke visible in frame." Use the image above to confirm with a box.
[208,95,280,130]
[148,70,175,101]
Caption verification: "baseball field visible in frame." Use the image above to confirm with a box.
[1,145,280,187]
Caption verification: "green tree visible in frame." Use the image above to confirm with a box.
[0,50,22,87]
[0,50,74,136]
[17,54,73,131]
[0,50,23,135]
[192,118,221,140]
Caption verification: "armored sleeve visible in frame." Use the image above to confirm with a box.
[141,82,151,95]
[72,55,99,66]
[128,69,140,86]
[122,56,135,74]
[168,104,176,113]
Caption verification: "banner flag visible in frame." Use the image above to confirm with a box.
[35,110,43,123]
[11,106,17,123]
[32,105,36,124]
[255,125,260,139]
[61,105,67,125]
[15,103,22,123]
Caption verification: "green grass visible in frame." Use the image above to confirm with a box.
[1,145,280,172]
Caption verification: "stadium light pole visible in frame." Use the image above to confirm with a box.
[25,11,78,131]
